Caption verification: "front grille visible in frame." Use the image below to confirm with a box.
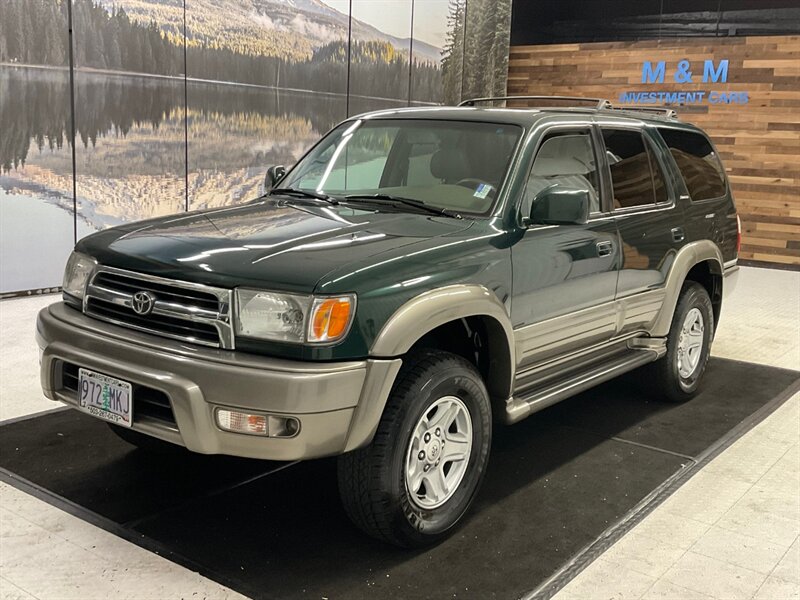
[86,297,220,345]
[59,361,177,426]
[93,271,220,311]
[84,267,234,348]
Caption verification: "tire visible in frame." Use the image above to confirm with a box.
[337,349,492,548]
[106,423,176,452]
[650,281,714,403]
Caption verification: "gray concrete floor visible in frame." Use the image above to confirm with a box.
[553,266,800,600]
[1,266,798,600]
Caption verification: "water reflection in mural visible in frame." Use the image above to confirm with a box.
[0,66,76,292]
[187,82,347,211]
[72,73,187,228]
[184,0,350,210]
[71,0,187,233]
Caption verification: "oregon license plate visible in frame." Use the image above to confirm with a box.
[78,368,133,428]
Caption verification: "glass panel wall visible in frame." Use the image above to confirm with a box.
[71,0,186,236]
[0,0,77,293]
[185,0,349,211]
[410,0,449,105]
[0,0,494,293]
[348,0,413,114]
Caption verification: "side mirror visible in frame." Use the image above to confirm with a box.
[529,185,590,226]
[264,165,286,192]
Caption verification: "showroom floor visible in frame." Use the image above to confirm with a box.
[0,266,798,600]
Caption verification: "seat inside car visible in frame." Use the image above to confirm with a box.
[430,147,471,184]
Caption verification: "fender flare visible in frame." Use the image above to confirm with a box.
[650,240,724,337]
[370,284,516,399]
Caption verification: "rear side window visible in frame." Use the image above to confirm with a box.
[658,128,727,201]
[602,129,663,209]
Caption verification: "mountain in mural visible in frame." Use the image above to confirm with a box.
[94,0,442,63]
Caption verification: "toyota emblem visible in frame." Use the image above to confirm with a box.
[131,291,156,315]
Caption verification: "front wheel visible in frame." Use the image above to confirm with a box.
[650,281,714,403]
[337,350,492,548]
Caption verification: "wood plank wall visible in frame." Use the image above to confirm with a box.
[508,36,800,266]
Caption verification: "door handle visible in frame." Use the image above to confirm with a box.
[671,227,685,243]
[596,240,614,257]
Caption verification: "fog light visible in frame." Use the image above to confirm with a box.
[215,409,299,438]
[216,409,267,435]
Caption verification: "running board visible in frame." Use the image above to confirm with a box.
[504,341,666,425]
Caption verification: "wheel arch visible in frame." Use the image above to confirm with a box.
[650,241,724,337]
[370,285,516,404]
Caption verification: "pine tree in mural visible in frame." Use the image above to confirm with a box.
[441,0,466,105]
[0,0,69,66]
[441,0,512,105]
[0,0,443,101]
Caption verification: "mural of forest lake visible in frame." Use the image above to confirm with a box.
[0,67,78,293]
[186,79,347,211]
[0,189,93,293]
[186,82,410,210]
[0,66,411,292]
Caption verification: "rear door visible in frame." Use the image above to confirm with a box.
[597,123,684,336]
[511,123,620,370]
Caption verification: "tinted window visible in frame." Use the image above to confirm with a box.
[658,128,727,201]
[523,132,600,216]
[602,129,656,209]
[646,140,669,204]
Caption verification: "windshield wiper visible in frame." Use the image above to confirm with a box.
[269,188,338,204]
[344,194,461,219]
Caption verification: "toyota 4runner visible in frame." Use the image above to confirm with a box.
[37,96,740,547]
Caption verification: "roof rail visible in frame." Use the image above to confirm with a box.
[457,96,679,120]
[459,95,612,110]
[607,106,679,119]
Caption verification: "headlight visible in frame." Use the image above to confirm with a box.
[62,252,97,300]
[235,289,355,344]
[235,290,309,342]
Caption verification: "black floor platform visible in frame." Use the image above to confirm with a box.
[1,358,798,600]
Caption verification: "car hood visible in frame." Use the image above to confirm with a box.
[77,199,475,292]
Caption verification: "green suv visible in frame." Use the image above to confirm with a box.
[37,97,740,547]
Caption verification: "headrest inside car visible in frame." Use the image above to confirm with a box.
[430,148,469,183]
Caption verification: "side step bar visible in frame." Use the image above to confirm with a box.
[504,341,666,425]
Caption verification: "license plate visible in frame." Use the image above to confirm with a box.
[78,368,133,428]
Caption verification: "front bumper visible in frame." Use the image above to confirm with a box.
[36,302,401,461]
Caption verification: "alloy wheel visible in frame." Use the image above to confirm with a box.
[677,307,705,379]
[404,395,473,510]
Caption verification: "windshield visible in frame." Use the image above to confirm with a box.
[279,119,522,215]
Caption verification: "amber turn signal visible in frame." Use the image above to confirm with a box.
[309,296,355,342]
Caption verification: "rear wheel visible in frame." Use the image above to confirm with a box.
[337,350,492,548]
[651,281,714,403]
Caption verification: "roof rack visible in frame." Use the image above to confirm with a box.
[459,95,612,110]
[609,106,679,119]
[457,95,679,120]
